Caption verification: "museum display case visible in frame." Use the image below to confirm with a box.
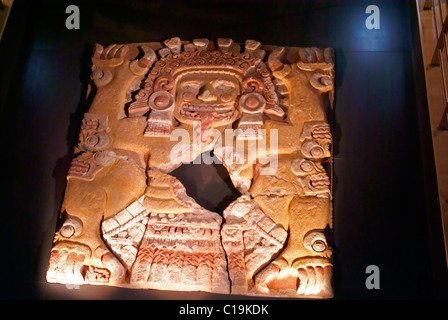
[0,0,447,304]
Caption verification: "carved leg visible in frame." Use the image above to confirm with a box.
[221,196,288,295]
[47,158,147,286]
[47,242,91,284]
[254,196,333,298]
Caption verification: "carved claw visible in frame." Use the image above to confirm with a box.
[299,47,324,63]
[297,47,334,71]
[46,242,92,285]
[267,47,286,72]
[93,43,131,61]
[138,46,157,68]
[296,265,332,297]
[100,44,117,60]
[129,45,156,75]
[264,104,286,119]
[102,251,126,283]
[91,44,131,87]
[93,43,104,59]
[114,45,130,59]
[268,47,291,79]
[254,260,333,298]
[47,248,86,284]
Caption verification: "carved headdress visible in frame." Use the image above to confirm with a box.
[128,38,286,126]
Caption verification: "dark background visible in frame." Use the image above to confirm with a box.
[0,0,447,302]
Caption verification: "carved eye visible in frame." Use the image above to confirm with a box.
[221,92,234,102]
[182,91,196,101]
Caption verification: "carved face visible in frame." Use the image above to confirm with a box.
[174,72,241,128]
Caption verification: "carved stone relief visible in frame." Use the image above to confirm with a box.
[47,38,335,298]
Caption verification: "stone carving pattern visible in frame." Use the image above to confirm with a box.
[47,38,334,298]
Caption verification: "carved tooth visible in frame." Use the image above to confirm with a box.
[102,218,120,234]
[264,104,286,119]
[298,47,334,71]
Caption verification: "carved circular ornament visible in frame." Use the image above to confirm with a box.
[239,92,266,113]
[291,158,315,175]
[60,216,83,239]
[85,132,110,151]
[301,140,327,159]
[60,225,75,238]
[93,150,116,166]
[312,239,327,252]
[149,91,174,111]
[303,230,328,253]
[310,72,333,92]
[85,135,99,148]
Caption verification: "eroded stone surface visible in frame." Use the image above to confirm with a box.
[47,38,334,298]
